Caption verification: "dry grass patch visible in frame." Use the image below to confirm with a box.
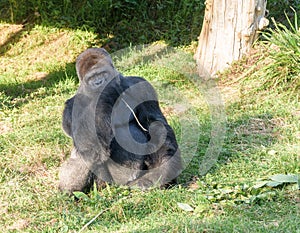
[234,117,285,137]
[0,121,12,134]
[0,23,24,47]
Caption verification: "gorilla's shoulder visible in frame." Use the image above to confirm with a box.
[121,76,148,85]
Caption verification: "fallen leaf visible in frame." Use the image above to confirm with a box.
[177,202,194,212]
[267,150,277,156]
[253,181,268,189]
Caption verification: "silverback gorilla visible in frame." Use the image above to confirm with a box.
[59,48,182,194]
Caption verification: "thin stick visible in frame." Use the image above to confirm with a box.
[121,98,148,132]
[78,208,109,233]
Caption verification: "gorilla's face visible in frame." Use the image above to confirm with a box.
[76,48,120,96]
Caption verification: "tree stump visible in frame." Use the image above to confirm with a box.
[195,0,269,78]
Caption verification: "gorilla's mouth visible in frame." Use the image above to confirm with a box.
[93,77,105,86]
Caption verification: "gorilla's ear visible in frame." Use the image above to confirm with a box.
[76,48,114,81]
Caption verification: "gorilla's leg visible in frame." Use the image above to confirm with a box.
[127,124,181,189]
[59,148,119,193]
[59,149,93,194]
[127,149,182,189]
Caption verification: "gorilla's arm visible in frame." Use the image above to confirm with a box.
[120,78,182,188]
[131,115,181,189]
[62,97,74,138]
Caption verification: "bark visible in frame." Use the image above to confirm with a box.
[195,0,269,78]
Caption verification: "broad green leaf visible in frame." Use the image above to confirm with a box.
[194,204,210,214]
[269,174,299,183]
[73,191,90,201]
[220,188,234,194]
[266,181,283,187]
[256,191,277,199]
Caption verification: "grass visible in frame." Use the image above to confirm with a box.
[0,21,299,232]
[251,10,300,94]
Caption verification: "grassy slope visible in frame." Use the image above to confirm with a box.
[0,23,299,232]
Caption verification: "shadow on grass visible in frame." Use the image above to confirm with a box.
[0,23,34,55]
[0,62,77,110]
[0,0,206,55]
[180,111,281,184]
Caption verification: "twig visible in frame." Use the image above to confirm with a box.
[78,208,109,233]
[121,98,148,132]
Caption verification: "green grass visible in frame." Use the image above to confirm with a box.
[252,10,300,94]
[0,22,299,232]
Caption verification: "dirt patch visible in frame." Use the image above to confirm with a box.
[219,46,266,84]
[0,23,24,46]
[220,85,241,104]
[29,71,49,81]
[218,46,267,104]
[0,121,12,134]
[234,117,285,137]
[7,219,30,231]
[162,104,190,117]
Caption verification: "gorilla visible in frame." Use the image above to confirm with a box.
[59,48,182,194]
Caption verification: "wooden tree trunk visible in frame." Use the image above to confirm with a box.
[195,0,269,78]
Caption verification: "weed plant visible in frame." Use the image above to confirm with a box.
[246,11,300,96]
